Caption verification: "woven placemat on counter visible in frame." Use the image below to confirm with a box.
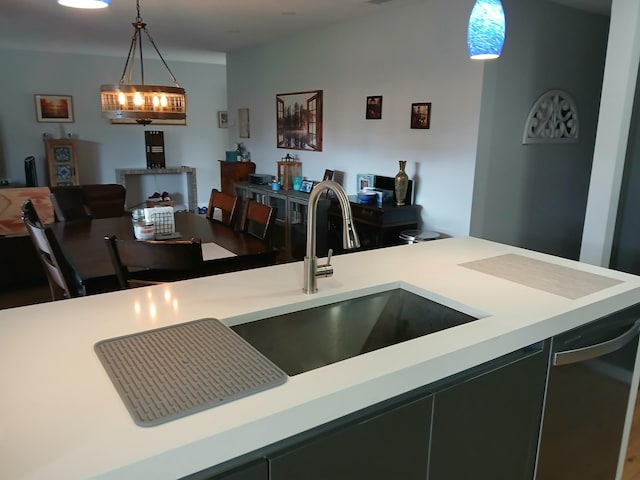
[95,318,287,427]
[460,253,622,300]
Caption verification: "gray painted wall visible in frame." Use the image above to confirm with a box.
[226,0,609,254]
[470,0,609,260]
[0,49,227,208]
[611,72,640,274]
[225,0,484,237]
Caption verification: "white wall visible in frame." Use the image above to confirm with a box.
[0,48,227,208]
[226,0,484,237]
[581,0,640,267]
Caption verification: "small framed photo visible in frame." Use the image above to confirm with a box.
[410,102,431,129]
[300,179,314,193]
[217,111,228,128]
[366,96,382,120]
[35,94,74,123]
[322,169,334,181]
[356,173,375,191]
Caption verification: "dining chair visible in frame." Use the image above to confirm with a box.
[50,186,92,223]
[22,199,85,301]
[82,184,126,219]
[239,199,277,242]
[206,188,239,227]
[104,234,205,289]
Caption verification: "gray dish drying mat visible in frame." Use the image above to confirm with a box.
[95,318,287,427]
[460,253,622,300]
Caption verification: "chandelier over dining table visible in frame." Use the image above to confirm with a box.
[100,0,187,125]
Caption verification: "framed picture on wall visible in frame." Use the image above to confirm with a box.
[217,111,228,128]
[366,96,382,120]
[410,102,431,129]
[34,94,74,123]
[276,90,323,151]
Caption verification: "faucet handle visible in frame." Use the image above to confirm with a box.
[316,249,334,278]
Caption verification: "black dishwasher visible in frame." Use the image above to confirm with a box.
[536,303,640,479]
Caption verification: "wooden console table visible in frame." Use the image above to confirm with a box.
[116,167,197,212]
[235,183,418,259]
[328,197,419,252]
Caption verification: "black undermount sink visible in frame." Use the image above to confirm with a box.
[231,288,479,376]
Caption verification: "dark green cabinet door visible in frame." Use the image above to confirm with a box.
[216,461,267,480]
[428,344,549,480]
[185,459,267,480]
[269,394,432,480]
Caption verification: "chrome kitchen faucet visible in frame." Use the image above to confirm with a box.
[303,180,360,293]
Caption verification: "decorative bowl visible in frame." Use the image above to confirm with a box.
[357,191,377,205]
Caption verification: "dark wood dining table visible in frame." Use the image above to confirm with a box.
[51,212,278,294]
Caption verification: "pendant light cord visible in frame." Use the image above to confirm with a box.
[118,0,181,87]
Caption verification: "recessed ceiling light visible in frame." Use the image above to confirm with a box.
[57,0,110,8]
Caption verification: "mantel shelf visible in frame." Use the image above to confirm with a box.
[116,167,197,212]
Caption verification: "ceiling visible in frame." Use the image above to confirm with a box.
[0,0,419,63]
[0,0,612,64]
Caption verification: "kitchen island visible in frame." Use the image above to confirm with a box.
[1,236,639,479]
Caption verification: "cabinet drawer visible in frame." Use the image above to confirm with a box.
[329,201,419,227]
[350,204,384,224]
[268,394,432,480]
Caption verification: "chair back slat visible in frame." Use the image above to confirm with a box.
[240,199,276,242]
[50,184,126,221]
[207,188,239,227]
[104,235,205,289]
[21,196,43,227]
[50,187,91,223]
[22,199,84,301]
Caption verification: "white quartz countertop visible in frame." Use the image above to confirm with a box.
[2,237,640,479]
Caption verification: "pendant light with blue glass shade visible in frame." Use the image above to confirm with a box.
[467,0,506,60]
[58,0,110,9]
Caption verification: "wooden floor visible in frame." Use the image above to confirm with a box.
[624,392,640,480]
[0,281,51,309]
[1,283,640,477]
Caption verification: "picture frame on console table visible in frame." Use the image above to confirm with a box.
[299,179,314,193]
[356,173,375,191]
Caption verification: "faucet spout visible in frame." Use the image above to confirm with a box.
[303,180,360,294]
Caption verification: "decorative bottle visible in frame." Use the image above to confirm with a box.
[394,160,409,206]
